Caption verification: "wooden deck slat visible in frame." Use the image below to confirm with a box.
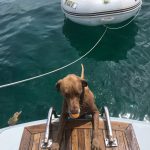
[31,133,41,150]
[77,129,85,150]
[27,124,46,134]
[122,132,129,150]
[84,129,91,150]
[19,128,31,150]
[20,120,140,150]
[98,129,106,150]
[72,129,78,150]
[125,125,140,150]
[28,135,34,150]
[61,120,129,131]
[116,131,125,150]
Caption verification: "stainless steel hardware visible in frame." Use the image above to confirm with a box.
[104,106,118,147]
[41,107,58,149]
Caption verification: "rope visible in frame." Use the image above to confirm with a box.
[0,27,108,89]
[0,4,142,89]
[104,7,141,30]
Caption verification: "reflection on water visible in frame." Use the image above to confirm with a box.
[63,19,138,61]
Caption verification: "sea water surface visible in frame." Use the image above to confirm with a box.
[0,0,150,127]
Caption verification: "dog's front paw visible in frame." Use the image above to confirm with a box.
[92,138,101,150]
[50,142,60,150]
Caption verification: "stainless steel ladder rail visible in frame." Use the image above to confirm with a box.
[41,107,58,149]
[104,106,118,147]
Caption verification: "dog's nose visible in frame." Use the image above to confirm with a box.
[71,110,78,114]
[70,107,80,114]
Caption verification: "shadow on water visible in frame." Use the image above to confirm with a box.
[63,19,139,62]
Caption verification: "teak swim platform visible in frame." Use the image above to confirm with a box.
[1,106,150,150]
[19,107,139,150]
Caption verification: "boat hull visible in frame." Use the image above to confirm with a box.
[1,118,150,150]
[61,0,142,26]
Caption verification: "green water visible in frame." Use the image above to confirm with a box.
[0,0,150,128]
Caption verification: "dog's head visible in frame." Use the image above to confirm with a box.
[56,74,87,118]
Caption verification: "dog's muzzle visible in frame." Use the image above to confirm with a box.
[68,109,80,119]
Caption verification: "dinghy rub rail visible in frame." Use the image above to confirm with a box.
[62,1,141,17]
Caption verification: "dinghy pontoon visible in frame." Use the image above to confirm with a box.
[61,0,142,26]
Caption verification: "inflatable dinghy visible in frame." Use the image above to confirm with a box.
[61,0,142,26]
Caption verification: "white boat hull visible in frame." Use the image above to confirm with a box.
[0,118,150,150]
[61,0,142,26]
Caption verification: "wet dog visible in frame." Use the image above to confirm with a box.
[50,64,100,150]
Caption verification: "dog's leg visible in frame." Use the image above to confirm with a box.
[50,100,67,150]
[89,102,100,150]
[92,110,100,149]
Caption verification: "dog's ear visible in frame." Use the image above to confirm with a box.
[81,79,88,87]
[56,79,62,91]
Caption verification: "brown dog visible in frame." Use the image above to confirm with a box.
[50,64,100,150]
